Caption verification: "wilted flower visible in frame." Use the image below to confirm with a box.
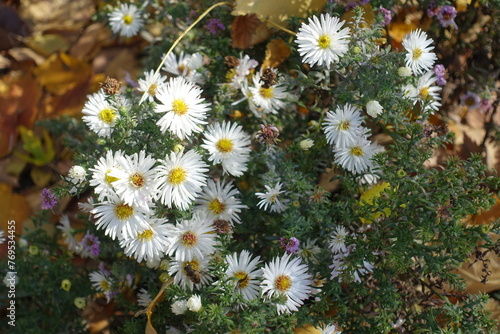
[379,7,392,26]
[433,64,447,86]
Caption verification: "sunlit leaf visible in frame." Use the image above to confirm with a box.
[359,182,391,224]
[33,52,92,95]
[24,34,69,57]
[262,38,291,69]
[232,0,326,26]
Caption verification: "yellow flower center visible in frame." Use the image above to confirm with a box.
[269,194,278,203]
[419,87,429,99]
[412,48,423,60]
[105,169,119,185]
[338,121,350,131]
[114,203,134,220]
[100,280,110,292]
[216,138,234,153]
[148,83,158,96]
[465,97,476,106]
[226,69,236,82]
[172,99,188,115]
[234,271,249,288]
[317,35,331,49]
[275,274,292,292]
[208,198,225,215]
[259,87,274,99]
[351,146,364,156]
[129,172,145,188]
[168,167,187,185]
[98,108,116,124]
[181,231,198,247]
[183,260,200,273]
[123,14,133,25]
[137,229,154,241]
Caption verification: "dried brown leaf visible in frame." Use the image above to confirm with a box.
[231,14,271,49]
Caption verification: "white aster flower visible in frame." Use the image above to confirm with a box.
[108,150,159,210]
[0,229,5,245]
[323,103,367,148]
[82,90,119,138]
[245,70,292,117]
[156,150,208,210]
[57,214,78,251]
[366,100,384,118]
[202,121,251,177]
[187,294,202,312]
[169,256,212,291]
[329,246,374,283]
[256,182,289,213]
[403,71,442,113]
[171,299,188,315]
[108,3,144,38]
[89,271,114,303]
[89,150,125,201]
[295,14,351,68]
[329,226,348,254]
[3,272,18,287]
[194,179,248,225]
[334,136,376,174]
[120,218,173,263]
[402,29,437,75]
[261,253,313,314]
[138,69,167,102]
[225,250,262,301]
[321,324,342,334]
[227,54,258,90]
[162,51,207,84]
[154,77,210,139]
[297,238,321,264]
[91,191,151,240]
[68,165,86,184]
[137,288,152,307]
[167,215,217,262]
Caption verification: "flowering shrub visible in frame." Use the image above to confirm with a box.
[3,1,500,333]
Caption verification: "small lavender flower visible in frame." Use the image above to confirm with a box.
[433,64,447,86]
[279,237,300,254]
[379,7,392,26]
[78,232,101,258]
[41,188,58,210]
[460,91,481,109]
[205,18,225,35]
[437,6,457,29]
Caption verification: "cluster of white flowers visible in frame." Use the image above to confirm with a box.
[328,226,374,283]
[75,8,448,327]
[401,30,442,113]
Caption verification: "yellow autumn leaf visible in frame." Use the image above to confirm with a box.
[262,38,291,69]
[294,324,321,333]
[33,52,92,95]
[24,34,69,57]
[359,182,391,224]
[232,0,326,27]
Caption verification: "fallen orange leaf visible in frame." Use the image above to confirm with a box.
[262,38,291,69]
